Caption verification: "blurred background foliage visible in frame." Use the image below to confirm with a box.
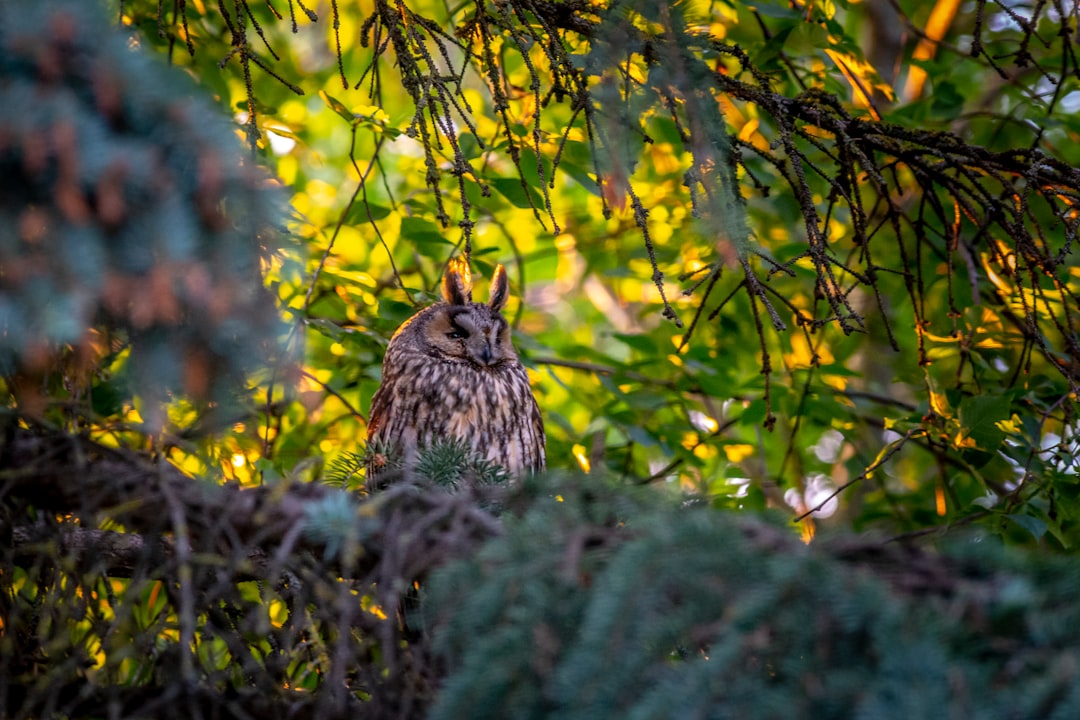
[4,0,1079,543]
[0,0,288,429]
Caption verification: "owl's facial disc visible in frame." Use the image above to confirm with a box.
[425,305,515,367]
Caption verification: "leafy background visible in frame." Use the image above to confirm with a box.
[7,0,1079,538]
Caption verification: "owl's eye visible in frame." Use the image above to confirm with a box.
[446,329,468,340]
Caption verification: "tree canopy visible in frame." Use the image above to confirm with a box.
[112,0,1080,544]
[2,0,1080,717]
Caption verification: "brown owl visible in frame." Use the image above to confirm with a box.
[365,258,545,486]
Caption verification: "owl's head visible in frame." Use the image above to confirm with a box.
[394,258,518,368]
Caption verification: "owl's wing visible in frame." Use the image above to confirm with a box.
[364,381,396,486]
[527,394,547,472]
[366,382,390,442]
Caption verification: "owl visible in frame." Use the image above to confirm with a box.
[365,258,545,486]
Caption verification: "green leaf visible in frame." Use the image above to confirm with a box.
[612,333,657,354]
[343,202,393,224]
[738,399,768,426]
[254,458,285,485]
[458,132,483,160]
[750,3,801,20]
[752,25,795,72]
[957,395,1011,451]
[400,216,452,250]
[1053,480,1080,521]
[930,81,965,117]
[646,116,685,146]
[91,377,127,417]
[625,424,659,447]
[490,177,544,209]
[306,317,345,341]
[320,91,355,123]
[377,298,417,328]
[1008,513,1047,542]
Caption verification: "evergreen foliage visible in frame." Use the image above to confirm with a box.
[427,474,1080,720]
[413,437,511,489]
[321,449,368,489]
[0,0,287,416]
[4,398,1080,718]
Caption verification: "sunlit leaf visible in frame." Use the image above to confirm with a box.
[320,90,356,123]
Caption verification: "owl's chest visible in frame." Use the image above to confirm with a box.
[380,354,527,433]
[407,362,520,432]
[369,351,543,474]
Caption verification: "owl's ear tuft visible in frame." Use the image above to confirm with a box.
[489,264,509,312]
[442,257,473,305]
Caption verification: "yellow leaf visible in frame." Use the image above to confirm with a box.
[954,431,978,449]
[694,444,718,460]
[823,49,894,117]
[923,330,960,343]
[627,61,648,85]
[984,263,1013,295]
[572,443,591,474]
[736,117,767,151]
[822,374,848,392]
[996,415,1022,434]
[902,0,962,101]
[785,334,814,369]
[929,390,950,417]
[723,443,755,463]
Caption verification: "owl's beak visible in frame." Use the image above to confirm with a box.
[479,341,494,365]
